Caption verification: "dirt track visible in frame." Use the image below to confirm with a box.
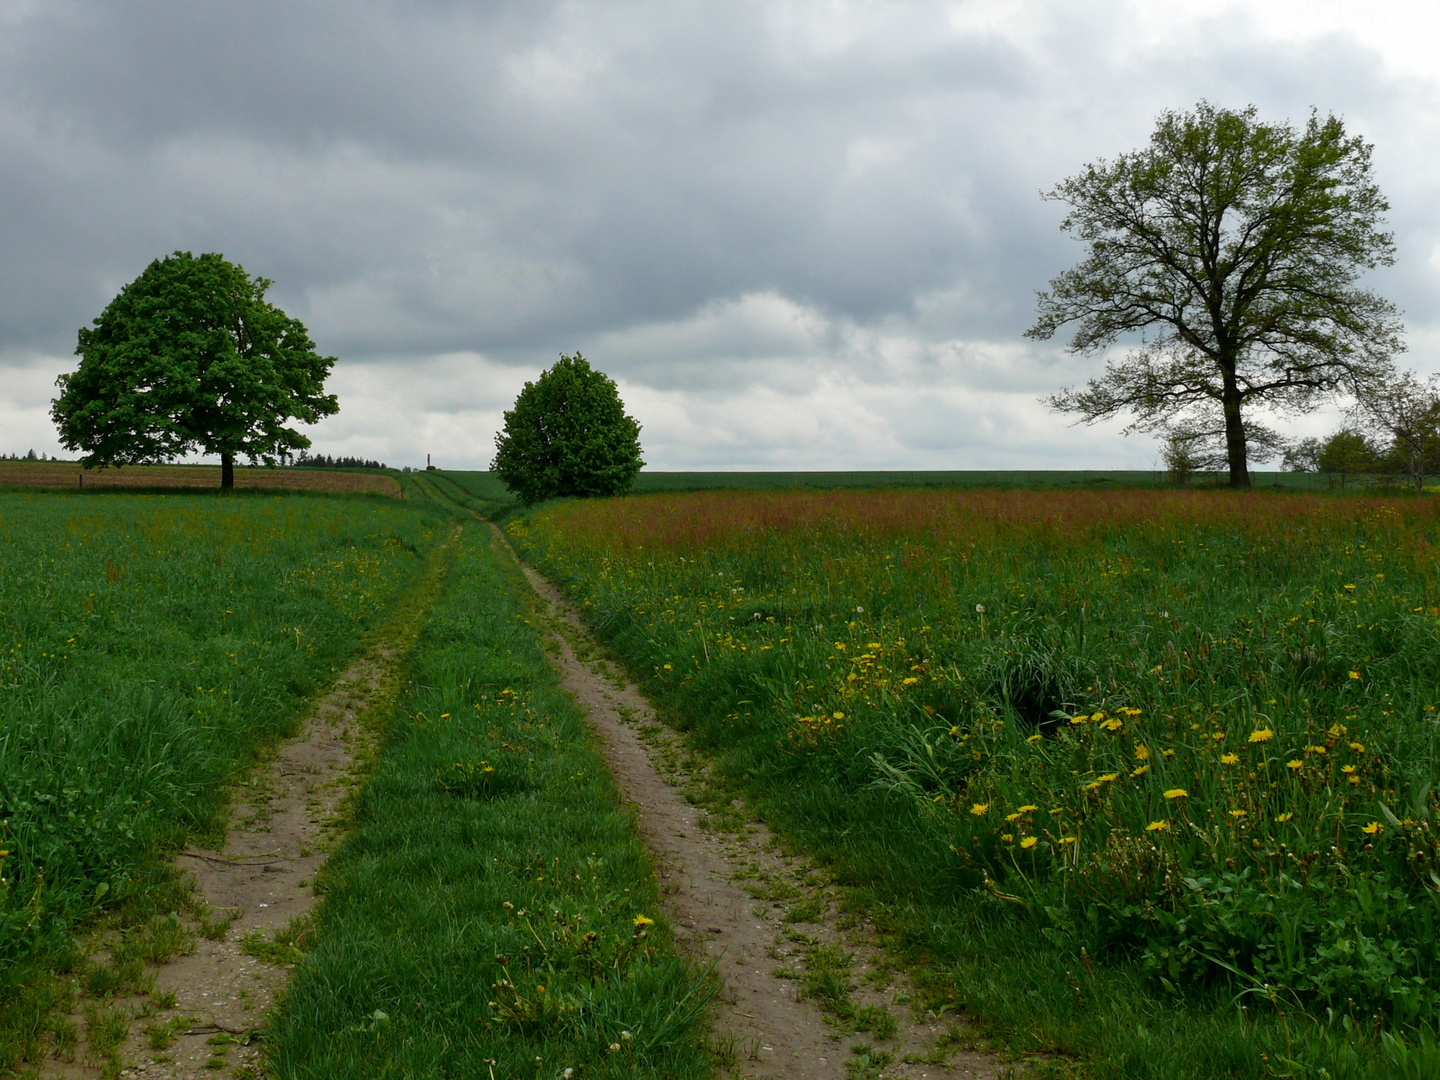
[497,524,1002,1080]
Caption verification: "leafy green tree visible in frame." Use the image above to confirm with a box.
[492,353,643,504]
[1316,428,1379,488]
[1030,102,1403,488]
[52,252,338,488]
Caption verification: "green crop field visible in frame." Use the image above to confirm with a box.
[508,488,1440,1079]
[0,490,447,1068]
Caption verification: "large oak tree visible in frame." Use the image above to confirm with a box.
[52,252,338,488]
[1029,102,1403,488]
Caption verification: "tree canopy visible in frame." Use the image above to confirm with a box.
[492,353,643,504]
[52,252,338,488]
[1029,102,1403,488]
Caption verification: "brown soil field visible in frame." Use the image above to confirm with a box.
[0,460,402,496]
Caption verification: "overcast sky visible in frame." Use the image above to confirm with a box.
[3,0,1437,471]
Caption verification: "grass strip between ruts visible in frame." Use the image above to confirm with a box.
[265,521,714,1080]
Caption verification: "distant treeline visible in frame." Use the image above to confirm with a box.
[1,449,59,461]
[291,452,388,470]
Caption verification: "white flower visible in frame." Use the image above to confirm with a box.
[975,604,985,614]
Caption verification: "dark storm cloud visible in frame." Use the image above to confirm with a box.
[1,1,1435,468]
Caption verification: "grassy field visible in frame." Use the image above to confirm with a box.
[0,490,445,1069]
[266,520,713,1079]
[0,460,402,497]
[438,469,1343,507]
[508,488,1440,1079]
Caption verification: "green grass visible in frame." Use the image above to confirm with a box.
[0,489,446,1071]
[508,487,1440,1079]
[265,522,713,1080]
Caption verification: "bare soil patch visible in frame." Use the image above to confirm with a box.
[498,525,1005,1080]
[0,461,400,497]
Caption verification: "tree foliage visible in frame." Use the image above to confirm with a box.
[1315,428,1379,486]
[52,252,338,488]
[491,353,643,504]
[1030,102,1403,488]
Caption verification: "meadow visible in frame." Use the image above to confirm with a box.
[508,488,1440,1079]
[0,490,443,1068]
[267,521,712,1079]
[0,460,402,496]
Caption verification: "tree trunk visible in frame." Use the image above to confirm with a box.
[221,451,235,490]
[1221,376,1251,489]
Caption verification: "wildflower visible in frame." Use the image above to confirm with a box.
[833,712,844,720]
[1361,821,1382,835]
[1145,820,1169,832]
[949,725,960,735]
[1026,733,1042,744]
[1130,765,1149,777]
[1276,812,1294,822]
[1161,749,1176,757]
[975,604,985,614]
[1343,583,1356,591]
[1099,717,1124,732]
[1229,809,1247,818]
[1071,714,1089,724]
[1097,774,1119,784]
[903,677,919,685]
[633,914,654,929]
[1020,836,1038,849]
[1286,759,1303,771]
[970,803,990,816]
[1016,804,1038,813]
[1350,742,1365,754]
[1135,745,1150,760]
[1164,788,1188,800]
[1001,833,1014,843]
[1057,836,1076,844]
[1348,774,1360,785]
[1221,753,1240,765]
[1349,671,1361,680]
[663,663,672,670]
[1341,764,1357,774]
[1327,723,1347,739]
[1304,745,1326,755]
[1005,811,1023,822]
[1249,728,1274,744]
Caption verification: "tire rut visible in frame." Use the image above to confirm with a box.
[494,523,1005,1080]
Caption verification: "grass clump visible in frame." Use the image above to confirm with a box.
[511,487,1440,1077]
[265,522,713,1079]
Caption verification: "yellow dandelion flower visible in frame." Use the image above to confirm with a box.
[1057,836,1076,844]
[1004,811,1023,822]
[1341,764,1357,775]
[970,803,990,816]
[1304,745,1327,755]
[1164,788,1188,799]
[1350,742,1365,753]
[1348,775,1361,784]
[1016,804,1038,813]
[1276,812,1294,822]
[1131,764,1149,777]
[1071,714,1090,724]
[1286,759,1303,771]
[1220,753,1240,765]
[1248,728,1274,744]
[1145,820,1169,832]
[1349,671,1361,680]
[1135,745,1150,761]
[1361,821,1382,835]
[1327,723,1347,739]
[1026,733,1043,744]
[1019,836,1038,850]
[1099,717,1124,732]
[633,914,655,929]
[1229,809,1247,818]
[833,712,844,720]
[903,677,919,685]
[1097,773,1119,784]
[1001,833,1014,843]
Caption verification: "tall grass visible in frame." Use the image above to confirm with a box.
[510,489,1440,1078]
[267,523,713,1080]
[0,490,444,1068]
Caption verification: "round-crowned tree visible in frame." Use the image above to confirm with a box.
[52,251,338,488]
[492,353,643,504]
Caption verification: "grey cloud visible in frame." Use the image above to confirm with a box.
[1,1,1437,469]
